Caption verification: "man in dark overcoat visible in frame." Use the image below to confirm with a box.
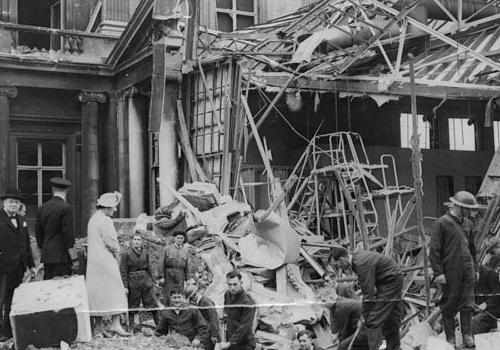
[329,248,402,350]
[429,191,479,348]
[35,177,75,280]
[0,189,35,341]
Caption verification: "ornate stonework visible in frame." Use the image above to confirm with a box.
[78,91,107,104]
[0,86,18,99]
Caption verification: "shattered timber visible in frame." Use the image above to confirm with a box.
[2,0,500,349]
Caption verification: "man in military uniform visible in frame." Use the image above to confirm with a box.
[158,231,188,306]
[120,234,159,330]
[35,177,75,280]
[429,191,479,348]
[0,189,35,341]
[329,248,402,350]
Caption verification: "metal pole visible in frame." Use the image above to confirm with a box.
[409,53,431,316]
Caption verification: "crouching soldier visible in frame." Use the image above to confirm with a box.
[329,248,403,350]
[120,234,159,330]
[155,289,210,348]
[472,264,500,334]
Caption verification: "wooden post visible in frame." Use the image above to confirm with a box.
[355,185,370,250]
[79,91,106,226]
[409,53,431,316]
[0,86,16,194]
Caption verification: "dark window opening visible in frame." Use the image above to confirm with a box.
[18,0,61,50]
[465,176,482,195]
[436,175,454,216]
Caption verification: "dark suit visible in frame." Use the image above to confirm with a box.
[0,209,35,337]
[35,196,74,280]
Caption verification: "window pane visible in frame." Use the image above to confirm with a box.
[18,170,38,206]
[216,0,232,9]
[448,118,475,151]
[42,141,63,166]
[217,12,233,32]
[18,141,38,166]
[400,113,429,149]
[237,0,254,12]
[236,15,254,30]
[42,170,64,196]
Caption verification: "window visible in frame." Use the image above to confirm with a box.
[465,176,482,195]
[400,113,430,149]
[216,0,256,32]
[448,118,475,151]
[494,121,500,150]
[17,140,66,217]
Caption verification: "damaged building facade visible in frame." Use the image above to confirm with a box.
[1,0,499,240]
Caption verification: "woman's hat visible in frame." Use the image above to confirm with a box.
[97,191,121,208]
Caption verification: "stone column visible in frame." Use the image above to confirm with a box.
[0,86,17,194]
[78,91,106,226]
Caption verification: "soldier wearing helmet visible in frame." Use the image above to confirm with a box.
[429,191,479,348]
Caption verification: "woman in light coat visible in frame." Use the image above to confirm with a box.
[86,191,130,337]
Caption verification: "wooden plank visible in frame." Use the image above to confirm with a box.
[276,266,288,296]
[176,100,209,182]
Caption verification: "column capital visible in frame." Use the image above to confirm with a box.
[0,86,17,99]
[78,91,107,104]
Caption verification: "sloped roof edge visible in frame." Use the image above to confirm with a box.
[106,0,155,67]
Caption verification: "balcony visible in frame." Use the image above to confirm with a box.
[0,21,118,64]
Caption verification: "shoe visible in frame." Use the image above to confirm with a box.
[460,311,475,348]
[108,326,131,337]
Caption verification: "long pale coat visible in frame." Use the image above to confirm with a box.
[86,210,127,316]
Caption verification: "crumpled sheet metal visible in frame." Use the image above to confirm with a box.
[239,211,300,269]
[200,248,317,327]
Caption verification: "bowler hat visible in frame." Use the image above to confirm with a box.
[1,188,25,201]
[97,191,122,208]
[50,177,72,188]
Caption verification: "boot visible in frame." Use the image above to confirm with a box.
[385,330,402,350]
[460,311,475,348]
[442,315,456,346]
[365,328,383,350]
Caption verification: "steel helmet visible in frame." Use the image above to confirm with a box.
[449,191,479,209]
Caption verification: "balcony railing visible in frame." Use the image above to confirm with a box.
[0,21,118,58]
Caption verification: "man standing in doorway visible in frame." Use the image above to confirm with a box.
[35,177,75,280]
[220,270,256,350]
[429,191,479,348]
[158,231,189,306]
[0,189,35,341]
[329,248,403,350]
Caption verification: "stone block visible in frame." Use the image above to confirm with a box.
[9,276,91,350]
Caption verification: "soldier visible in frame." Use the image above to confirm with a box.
[120,234,159,331]
[158,231,189,306]
[297,330,324,350]
[35,177,75,280]
[429,191,479,348]
[329,248,402,350]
